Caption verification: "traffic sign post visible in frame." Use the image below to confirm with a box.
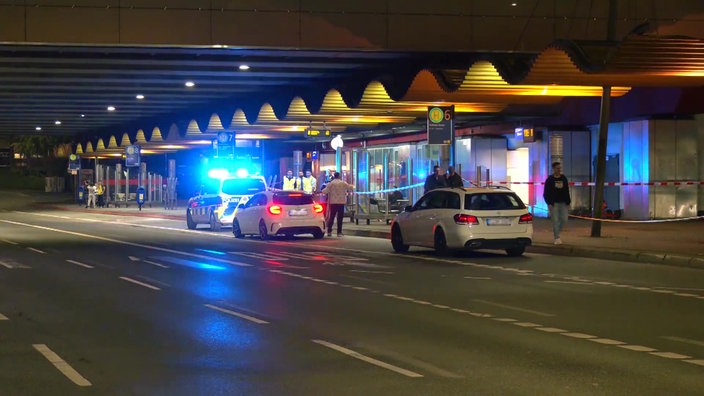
[427,105,455,165]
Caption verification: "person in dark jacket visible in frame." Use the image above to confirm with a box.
[424,165,447,193]
[543,161,571,245]
[446,166,463,188]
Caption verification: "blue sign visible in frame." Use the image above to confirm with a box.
[125,145,141,167]
[311,151,319,160]
[68,153,81,171]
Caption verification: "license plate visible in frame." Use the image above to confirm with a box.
[486,217,511,226]
[289,209,308,216]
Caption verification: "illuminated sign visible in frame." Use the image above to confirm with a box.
[427,106,454,145]
[515,127,536,143]
[125,145,141,167]
[305,129,331,138]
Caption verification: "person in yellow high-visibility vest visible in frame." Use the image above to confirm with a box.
[301,170,317,194]
[282,170,297,190]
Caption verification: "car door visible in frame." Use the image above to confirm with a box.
[416,191,453,247]
[402,192,441,246]
[237,194,262,234]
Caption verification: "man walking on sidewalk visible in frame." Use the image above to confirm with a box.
[543,161,571,245]
[322,172,354,237]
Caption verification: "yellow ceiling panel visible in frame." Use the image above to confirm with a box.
[149,127,164,142]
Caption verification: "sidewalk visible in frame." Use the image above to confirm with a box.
[44,200,704,269]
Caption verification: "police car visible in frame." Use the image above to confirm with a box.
[186,175,267,231]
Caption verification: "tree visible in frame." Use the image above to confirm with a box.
[10,135,72,176]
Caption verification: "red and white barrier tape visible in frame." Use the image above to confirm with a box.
[485,181,704,187]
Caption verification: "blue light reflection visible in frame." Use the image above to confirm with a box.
[196,249,227,256]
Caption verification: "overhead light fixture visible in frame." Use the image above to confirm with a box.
[511,2,517,5]
[136,94,145,100]
[185,81,195,87]
[238,64,250,71]
[107,106,116,111]
[35,126,42,131]
[80,114,85,118]
[54,120,62,125]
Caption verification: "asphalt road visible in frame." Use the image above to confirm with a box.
[1,202,703,395]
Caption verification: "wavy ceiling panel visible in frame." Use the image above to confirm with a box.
[135,130,148,144]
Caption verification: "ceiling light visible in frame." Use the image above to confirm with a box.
[35,126,42,131]
[511,2,517,5]
[239,64,250,71]
[80,114,85,118]
[107,106,116,111]
[185,81,195,87]
[136,94,145,100]
[54,120,61,125]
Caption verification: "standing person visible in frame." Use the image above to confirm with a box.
[322,172,354,237]
[543,161,571,245]
[424,165,447,193]
[446,166,463,188]
[301,170,317,194]
[282,170,297,190]
[86,182,97,208]
[296,170,305,191]
[96,181,105,208]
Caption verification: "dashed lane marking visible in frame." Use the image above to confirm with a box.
[269,268,704,369]
[0,239,18,245]
[66,260,94,269]
[119,276,160,291]
[33,344,91,387]
[204,304,269,325]
[472,299,556,317]
[661,336,704,348]
[143,260,170,269]
[0,260,13,269]
[0,313,8,320]
[312,339,423,378]
[27,247,46,254]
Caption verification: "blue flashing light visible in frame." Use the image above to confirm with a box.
[207,168,229,179]
[235,168,249,178]
[197,263,227,271]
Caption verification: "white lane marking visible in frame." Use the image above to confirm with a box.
[0,220,251,268]
[0,260,13,269]
[356,343,463,378]
[143,260,170,269]
[472,299,556,317]
[0,313,8,320]
[27,247,46,254]
[655,286,704,292]
[128,256,140,261]
[674,293,698,297]
[204,304,269,325]
[312,339,423,378]
[349,270,394,275]
[66,260,94,269]
[545,280,592,285]
[661,336,704,348]
[464,276,491,280]
[562,333,597,339]
[589,338,626,345]
[268,268,704,369]
[650,351,691,359]
[118,276,161,291]
[619,345,657,352]
[0,239,18,245]
[33,344,92,387]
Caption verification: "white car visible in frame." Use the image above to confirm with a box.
[390,187,533,256]
[232,190,326,240]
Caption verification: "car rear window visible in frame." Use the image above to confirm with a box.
[273,193,314,205]
[465,192,526,210]
[221,178,266,195]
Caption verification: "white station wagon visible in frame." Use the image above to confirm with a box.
[390,187,533,256]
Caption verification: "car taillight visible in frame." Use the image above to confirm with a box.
[454,214,479,225]
[268,205,282,215]
[519,213,533,224]
[190,201,198,208]
[313,204,324,213]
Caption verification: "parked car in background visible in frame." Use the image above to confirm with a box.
[390,187,533,256]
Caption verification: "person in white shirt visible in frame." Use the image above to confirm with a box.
[321,172,354,237]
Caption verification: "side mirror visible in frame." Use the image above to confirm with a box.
[404,205,413,212]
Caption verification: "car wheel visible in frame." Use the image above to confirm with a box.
[209,212,222,232]
[186,209,197,230]
[506,247,525,257]
[313,229,324,239]
[391,225,409,253]
[232,219,244,239]
[434,228,448,256]
[258,220,269,240]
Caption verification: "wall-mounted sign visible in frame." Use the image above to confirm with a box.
[305,129,331,138]
[427,106,454,145]
[125,145,141,167]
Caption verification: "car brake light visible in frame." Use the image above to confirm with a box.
[268,205,282,215]
[288,193,303,197]
[454,213,479,225]
[190,201,198,208]
[313,204,324,213]
[519,213,533,224]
